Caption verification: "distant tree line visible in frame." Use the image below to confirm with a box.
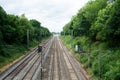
[0,6,51,45]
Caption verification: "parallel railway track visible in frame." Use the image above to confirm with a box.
[59,37,89,80]
[0,37,53,80]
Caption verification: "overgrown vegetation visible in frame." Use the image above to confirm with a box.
[61,0,120,80]
[0,6,51,68]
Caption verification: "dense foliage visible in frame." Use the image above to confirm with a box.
[0,6,51,68]
[61,0,120,80]
[0,6,51,44]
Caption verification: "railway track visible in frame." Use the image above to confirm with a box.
[42,35,89,80]
[0,37,53,80]
[59,37,89,80]
[32,37,53,80]
[56,37,71,80]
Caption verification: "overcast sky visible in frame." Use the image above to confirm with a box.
[1,0,89,32]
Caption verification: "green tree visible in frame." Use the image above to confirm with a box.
[105,0,120,46]
[90,5,112,41]
[30,19,41,40]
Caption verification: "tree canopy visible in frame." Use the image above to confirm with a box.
[61,0,120,47]
[0,6,51,44]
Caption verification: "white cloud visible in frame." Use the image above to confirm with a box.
[1,0,89,32]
